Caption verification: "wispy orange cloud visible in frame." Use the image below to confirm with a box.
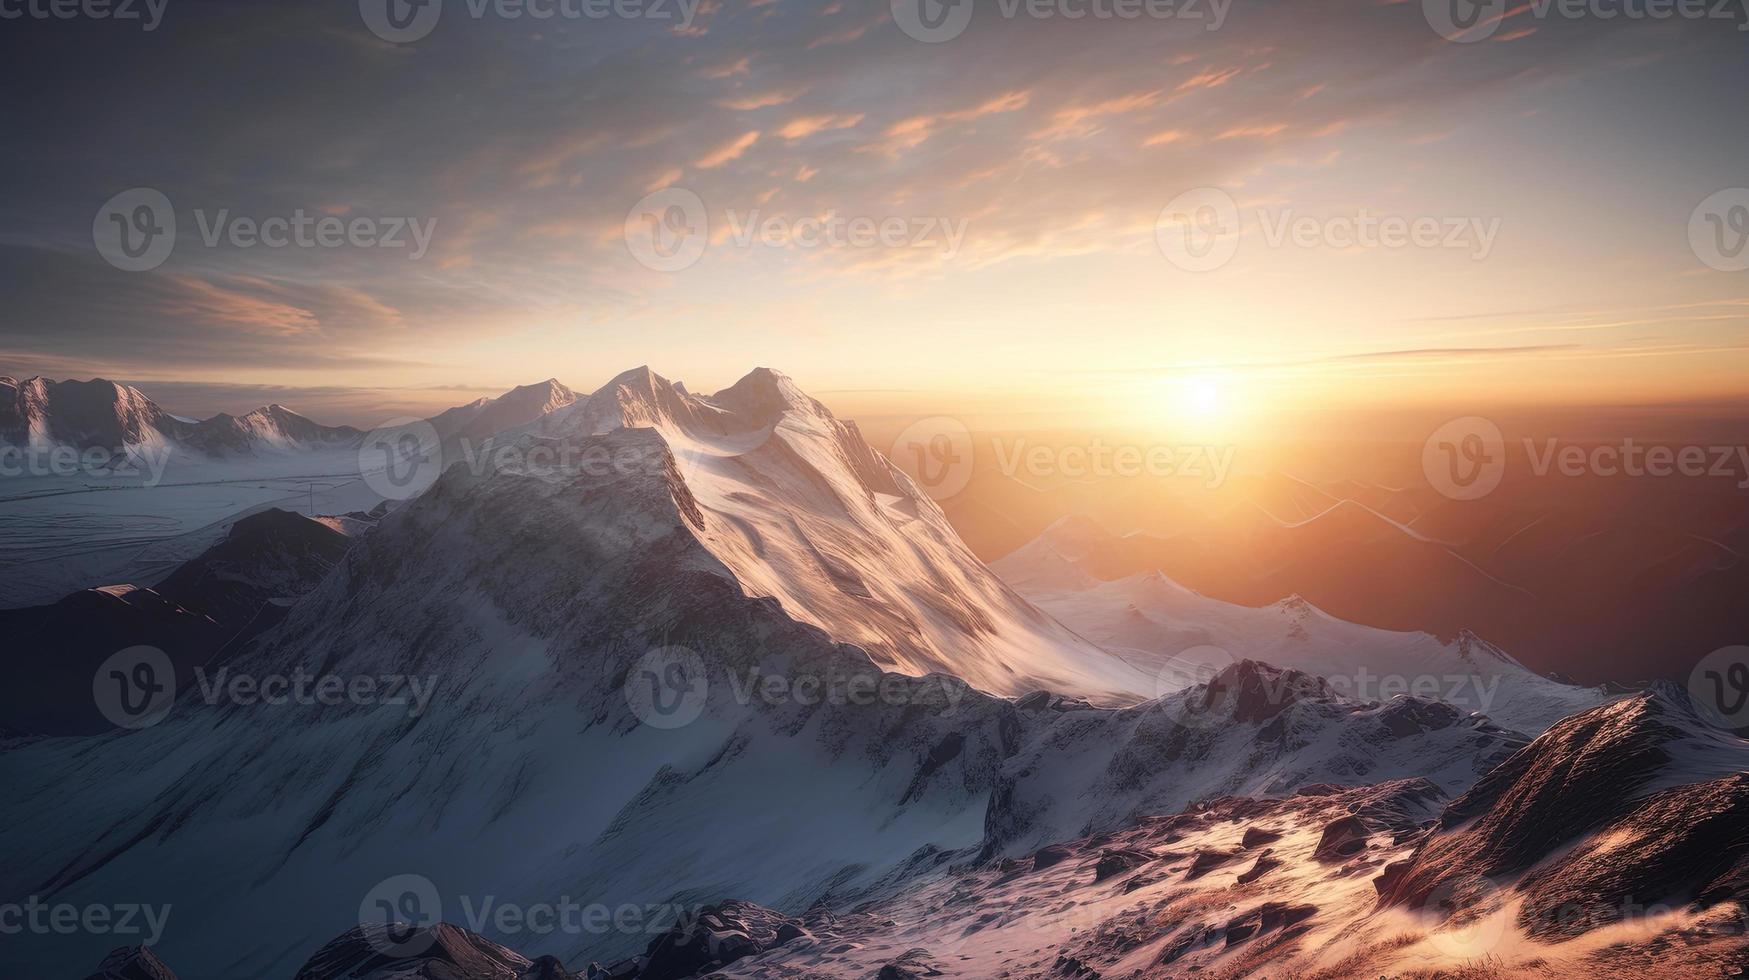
[778,113,865,140]
[696,130,760,168]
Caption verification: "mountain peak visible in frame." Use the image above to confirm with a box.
[712,366,823,419]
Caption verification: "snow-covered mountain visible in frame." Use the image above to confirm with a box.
[430,379,580,444]
[994,515,1606,733]
[0,376,362,457]
[506,366,1151,703]
[0,376,183,453]
[1,368,1533,978]
[92,682,1749,980]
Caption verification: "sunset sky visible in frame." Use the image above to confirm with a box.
[2,0,1746,428]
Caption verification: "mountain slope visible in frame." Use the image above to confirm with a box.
[512,366,1151,704]
[994,518,1605,733]
[1377,682,1749,937]
[428,379,580,445]
[0,383,1528,977]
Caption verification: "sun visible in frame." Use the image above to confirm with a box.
[1137,373,1251,440]
[1186,377,1225,417]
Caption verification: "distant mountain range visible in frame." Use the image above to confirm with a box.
[0,376,362,457]
[945,467,1749,686]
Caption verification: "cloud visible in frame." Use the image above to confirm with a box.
[696,130,761,169]
[778,113,865,140]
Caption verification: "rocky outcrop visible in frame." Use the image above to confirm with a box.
[1377,686,1749,940]
[293,923,541,980]
[83,946,178,980]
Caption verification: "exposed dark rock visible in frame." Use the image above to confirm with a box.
[1186,848,1243,880]
[1241,826,1283,849]
[84,946,178,980]
[1190,660,1334,725]
[1313,815,1372,861]
[1237,851,1282,885]
[874,947,945,978]
[1160,923,1225,964]
[1223,902,1317,946]
[1093,847,1154,882]
[293,923,531,980]
[1034,844,1076,871]
[585,959,640,980]
[637,899,803,980]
